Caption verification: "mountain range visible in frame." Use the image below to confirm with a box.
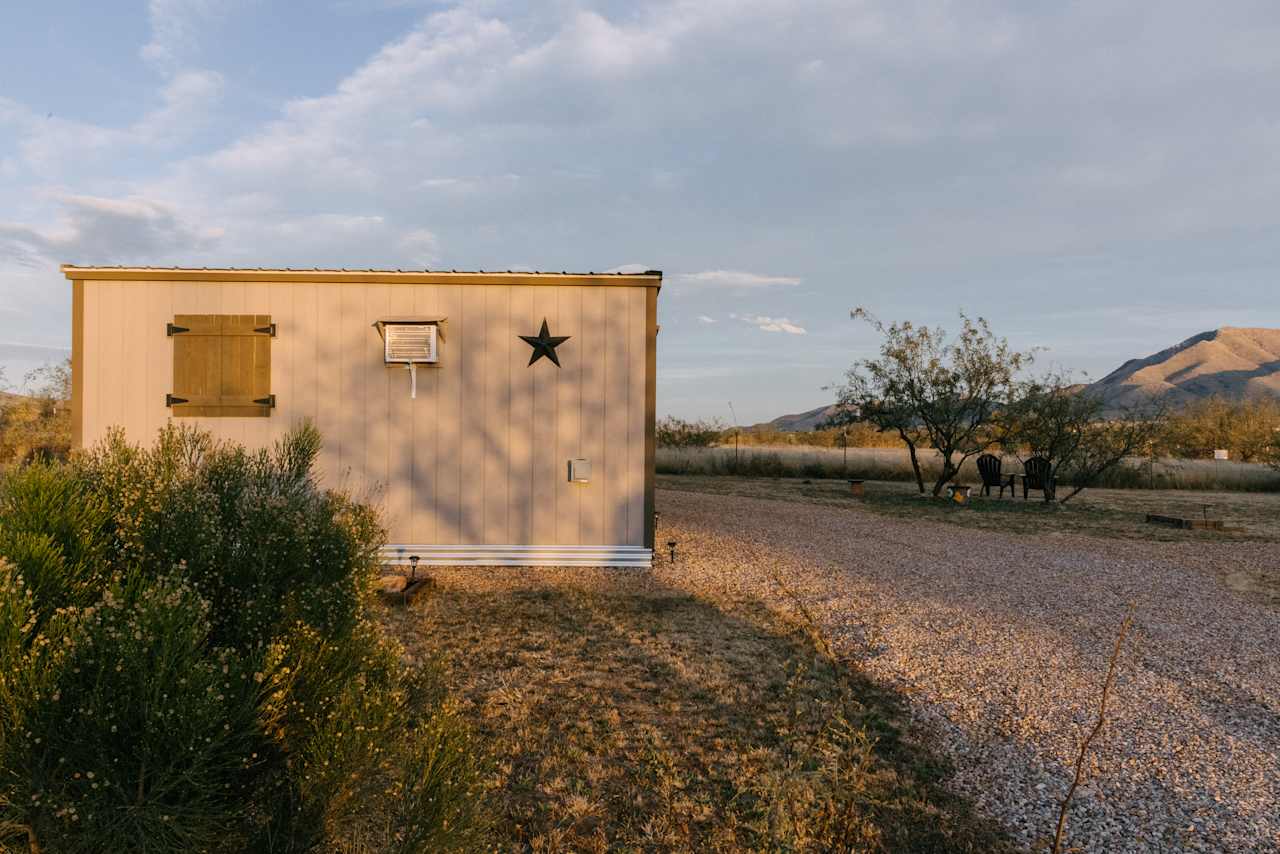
[758,327,1280,430]
[1087,326,1280,410]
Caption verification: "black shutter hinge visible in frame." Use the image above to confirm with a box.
[254,395,276,407]
[166,394,188,407]
[167,323,189,336]
[254,323,277,336]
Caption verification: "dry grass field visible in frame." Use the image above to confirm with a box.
[657,446,1280,492]
[384,569,1015,853]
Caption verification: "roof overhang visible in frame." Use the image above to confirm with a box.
[61,266,662,289]
[373,317,448,342]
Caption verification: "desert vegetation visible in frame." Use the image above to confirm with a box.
[0,424,484,853]
[831,309,1034,496]
[658,442,1280,493]
[0,361,71,465]
[1160,395,1280,465]
[658,308,1280,498]
[999,370,1167,502]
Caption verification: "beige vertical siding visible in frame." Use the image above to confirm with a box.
[627,287,648,546]
[290,283,318,430]
[529,286,559,544]
[99,282,126,438]
[338,284,366,499]
[78,277,652,547]
[482,286,510,545]
[410,283,439,545]
[507,286,534,545]
[458,287,485,544]
[81,282,101,444]
[579,287,606,545]
[313,285,342,491]
[384,284,416,539]
[603,287,630,545]
[144,282,173,441]
[364,284,391,523]
[554,287,582,546]
[433,285,462,544]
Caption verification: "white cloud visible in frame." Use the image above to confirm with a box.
[732,314,807,335]
[7,0,1280,410]
[2,70,223,181]
[677,270,802,289]
[141,0,235,72]
[132,70,226,139]
[0,195,222,267]
[398,228,441,267]
[511,9,679,79]
[697,315,717,324]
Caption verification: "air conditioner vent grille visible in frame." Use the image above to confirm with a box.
[384,324,438,364]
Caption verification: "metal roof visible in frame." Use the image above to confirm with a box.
[61,265,662,287]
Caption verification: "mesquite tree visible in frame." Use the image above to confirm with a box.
[834,310,1031,495]
[1002,372,1168,502]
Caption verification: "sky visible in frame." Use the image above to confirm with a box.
[2,1,1280,423]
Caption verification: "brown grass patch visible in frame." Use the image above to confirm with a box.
[384,569,1016,853]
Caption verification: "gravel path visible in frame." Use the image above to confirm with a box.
[652,489,1280,853]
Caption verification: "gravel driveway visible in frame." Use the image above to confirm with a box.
[652,488,1280,853]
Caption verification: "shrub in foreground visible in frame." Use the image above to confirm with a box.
[0,424,485,853]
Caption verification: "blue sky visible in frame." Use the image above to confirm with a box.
[3,1,1280,423]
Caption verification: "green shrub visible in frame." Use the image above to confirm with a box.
[0,423,486,853]
[0,464,112,629]
[2,569,265,853]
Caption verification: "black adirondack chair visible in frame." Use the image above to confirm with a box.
[1022,457,1054,500]
[977,454,1014,498]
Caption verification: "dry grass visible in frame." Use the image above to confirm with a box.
[657,446,1280,492]
[657,474,1280,544]
[384,569,1016,853]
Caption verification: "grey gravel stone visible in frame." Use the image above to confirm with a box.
[652,489,1280,854]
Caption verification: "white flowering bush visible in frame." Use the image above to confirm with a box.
[0,569,267,851]
[0,424,485,852]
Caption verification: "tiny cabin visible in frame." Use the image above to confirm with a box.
[65,266,659,567]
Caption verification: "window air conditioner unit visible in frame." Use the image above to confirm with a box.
[373,317,446,398]
[384,323,438,364]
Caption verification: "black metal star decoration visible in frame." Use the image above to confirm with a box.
[519,318,571,367]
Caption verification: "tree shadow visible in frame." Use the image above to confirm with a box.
[392,574,1019,853]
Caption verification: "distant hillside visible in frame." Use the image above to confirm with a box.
[759,328,1280,430]
[752,403,846,432]
[1088,327,1280,410]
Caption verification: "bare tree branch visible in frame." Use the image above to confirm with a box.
[1051,603,1135,854]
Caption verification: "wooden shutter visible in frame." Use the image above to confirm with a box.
[170,315,274,417]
